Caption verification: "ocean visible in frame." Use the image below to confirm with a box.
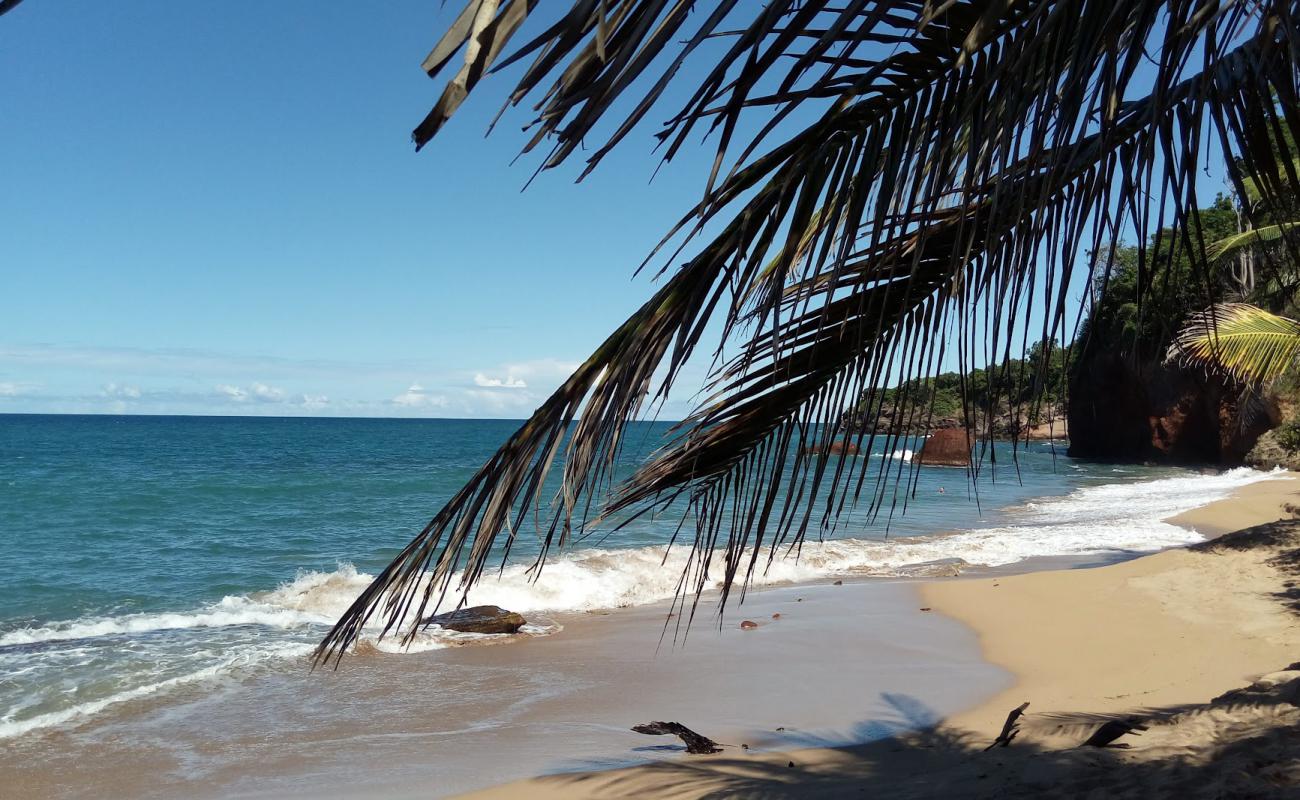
[0,413,1279,746]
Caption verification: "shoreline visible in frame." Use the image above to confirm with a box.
[0,580,1008,800]
[451,470,1300,799]
[3,467,1295,799]
[928,471,1300,736]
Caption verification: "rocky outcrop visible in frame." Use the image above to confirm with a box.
[802,439,860,456]
[826,439,859,455]
[1067,352,1277,464]
[840,404,965,434]
[1245,428,1300,471]
[917,428,972,466]
[841,403,1066,441]
[422,605,527,634]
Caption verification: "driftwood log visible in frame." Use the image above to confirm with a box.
[985,702,1030,751]
[631,721,724,754]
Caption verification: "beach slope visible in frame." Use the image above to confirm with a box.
[457,473,1300,799]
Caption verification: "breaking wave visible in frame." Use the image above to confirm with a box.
[1,466,1282,739]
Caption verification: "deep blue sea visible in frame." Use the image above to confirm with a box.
[0,414,1277,740]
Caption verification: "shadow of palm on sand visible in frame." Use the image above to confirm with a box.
[506,677,1300,799]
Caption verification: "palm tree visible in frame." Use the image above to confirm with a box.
[1170,302,1300,384]
[315,1,1300,664]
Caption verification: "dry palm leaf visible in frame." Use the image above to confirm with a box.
[313,1,1300,664]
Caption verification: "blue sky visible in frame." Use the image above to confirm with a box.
[0,1,724,418]
[0,3,1235,419]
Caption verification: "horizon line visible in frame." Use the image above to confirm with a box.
[0,411,688,424]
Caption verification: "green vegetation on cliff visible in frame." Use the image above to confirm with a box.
[1069,141,1300,463]
[1080,195,1244,361]
[844,340,1070,434]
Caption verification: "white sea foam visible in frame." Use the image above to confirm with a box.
[0,566,397,648]
[1,466,1281,739]
[216,466,1284,617]
[7,467,1280,645]
[0,641,312,740]
[0,603,330,647]
[0,562,559,661]
[366,622,560,654]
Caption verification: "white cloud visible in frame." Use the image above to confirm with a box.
[102,382,142,399]
[470,358,578,392]
[211,382,331,411]
[463,388,541,414]
[501,358,579,381]
[392,384,447,409]
[0,381,37,397]
[474,373,528,389]
[250,382,285,402]
[0,343,610,419]
[0,343,414,380]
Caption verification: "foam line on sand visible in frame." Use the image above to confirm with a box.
[453,472,1300,799]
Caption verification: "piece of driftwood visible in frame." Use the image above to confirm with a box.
[985,702,1030,751]
[631,721,723,754]
[1082,719,1148,748]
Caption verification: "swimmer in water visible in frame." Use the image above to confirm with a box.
[938,487,946,494]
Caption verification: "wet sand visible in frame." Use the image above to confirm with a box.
[453,471,1300,798]
[0,579,1005,799]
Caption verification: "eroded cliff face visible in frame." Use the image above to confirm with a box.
[1246,428,1300,471]
[1067,352,1277,464]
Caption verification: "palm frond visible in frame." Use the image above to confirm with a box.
[1206,221,1300,262]
[315,0,1300,664]
[1241,157,1300,205]
[1169,302,1300,385]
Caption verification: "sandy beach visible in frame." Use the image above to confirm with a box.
[455,471,1300,799]
[3,468,1297,799]
[0,578,1006,800]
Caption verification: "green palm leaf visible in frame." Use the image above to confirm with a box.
[1206,222,1300,262]
[1241,158,1300,205]
[1170,303,1300,385]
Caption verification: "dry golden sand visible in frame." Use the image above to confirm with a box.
[1165,474,1300,536]
[457,473,1300,799]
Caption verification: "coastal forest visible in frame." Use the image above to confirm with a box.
[1071,174,1300,467]
[841,181,1300,467]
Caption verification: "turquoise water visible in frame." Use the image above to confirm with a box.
[0,414,1276,739]
[0,415,1053,625]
